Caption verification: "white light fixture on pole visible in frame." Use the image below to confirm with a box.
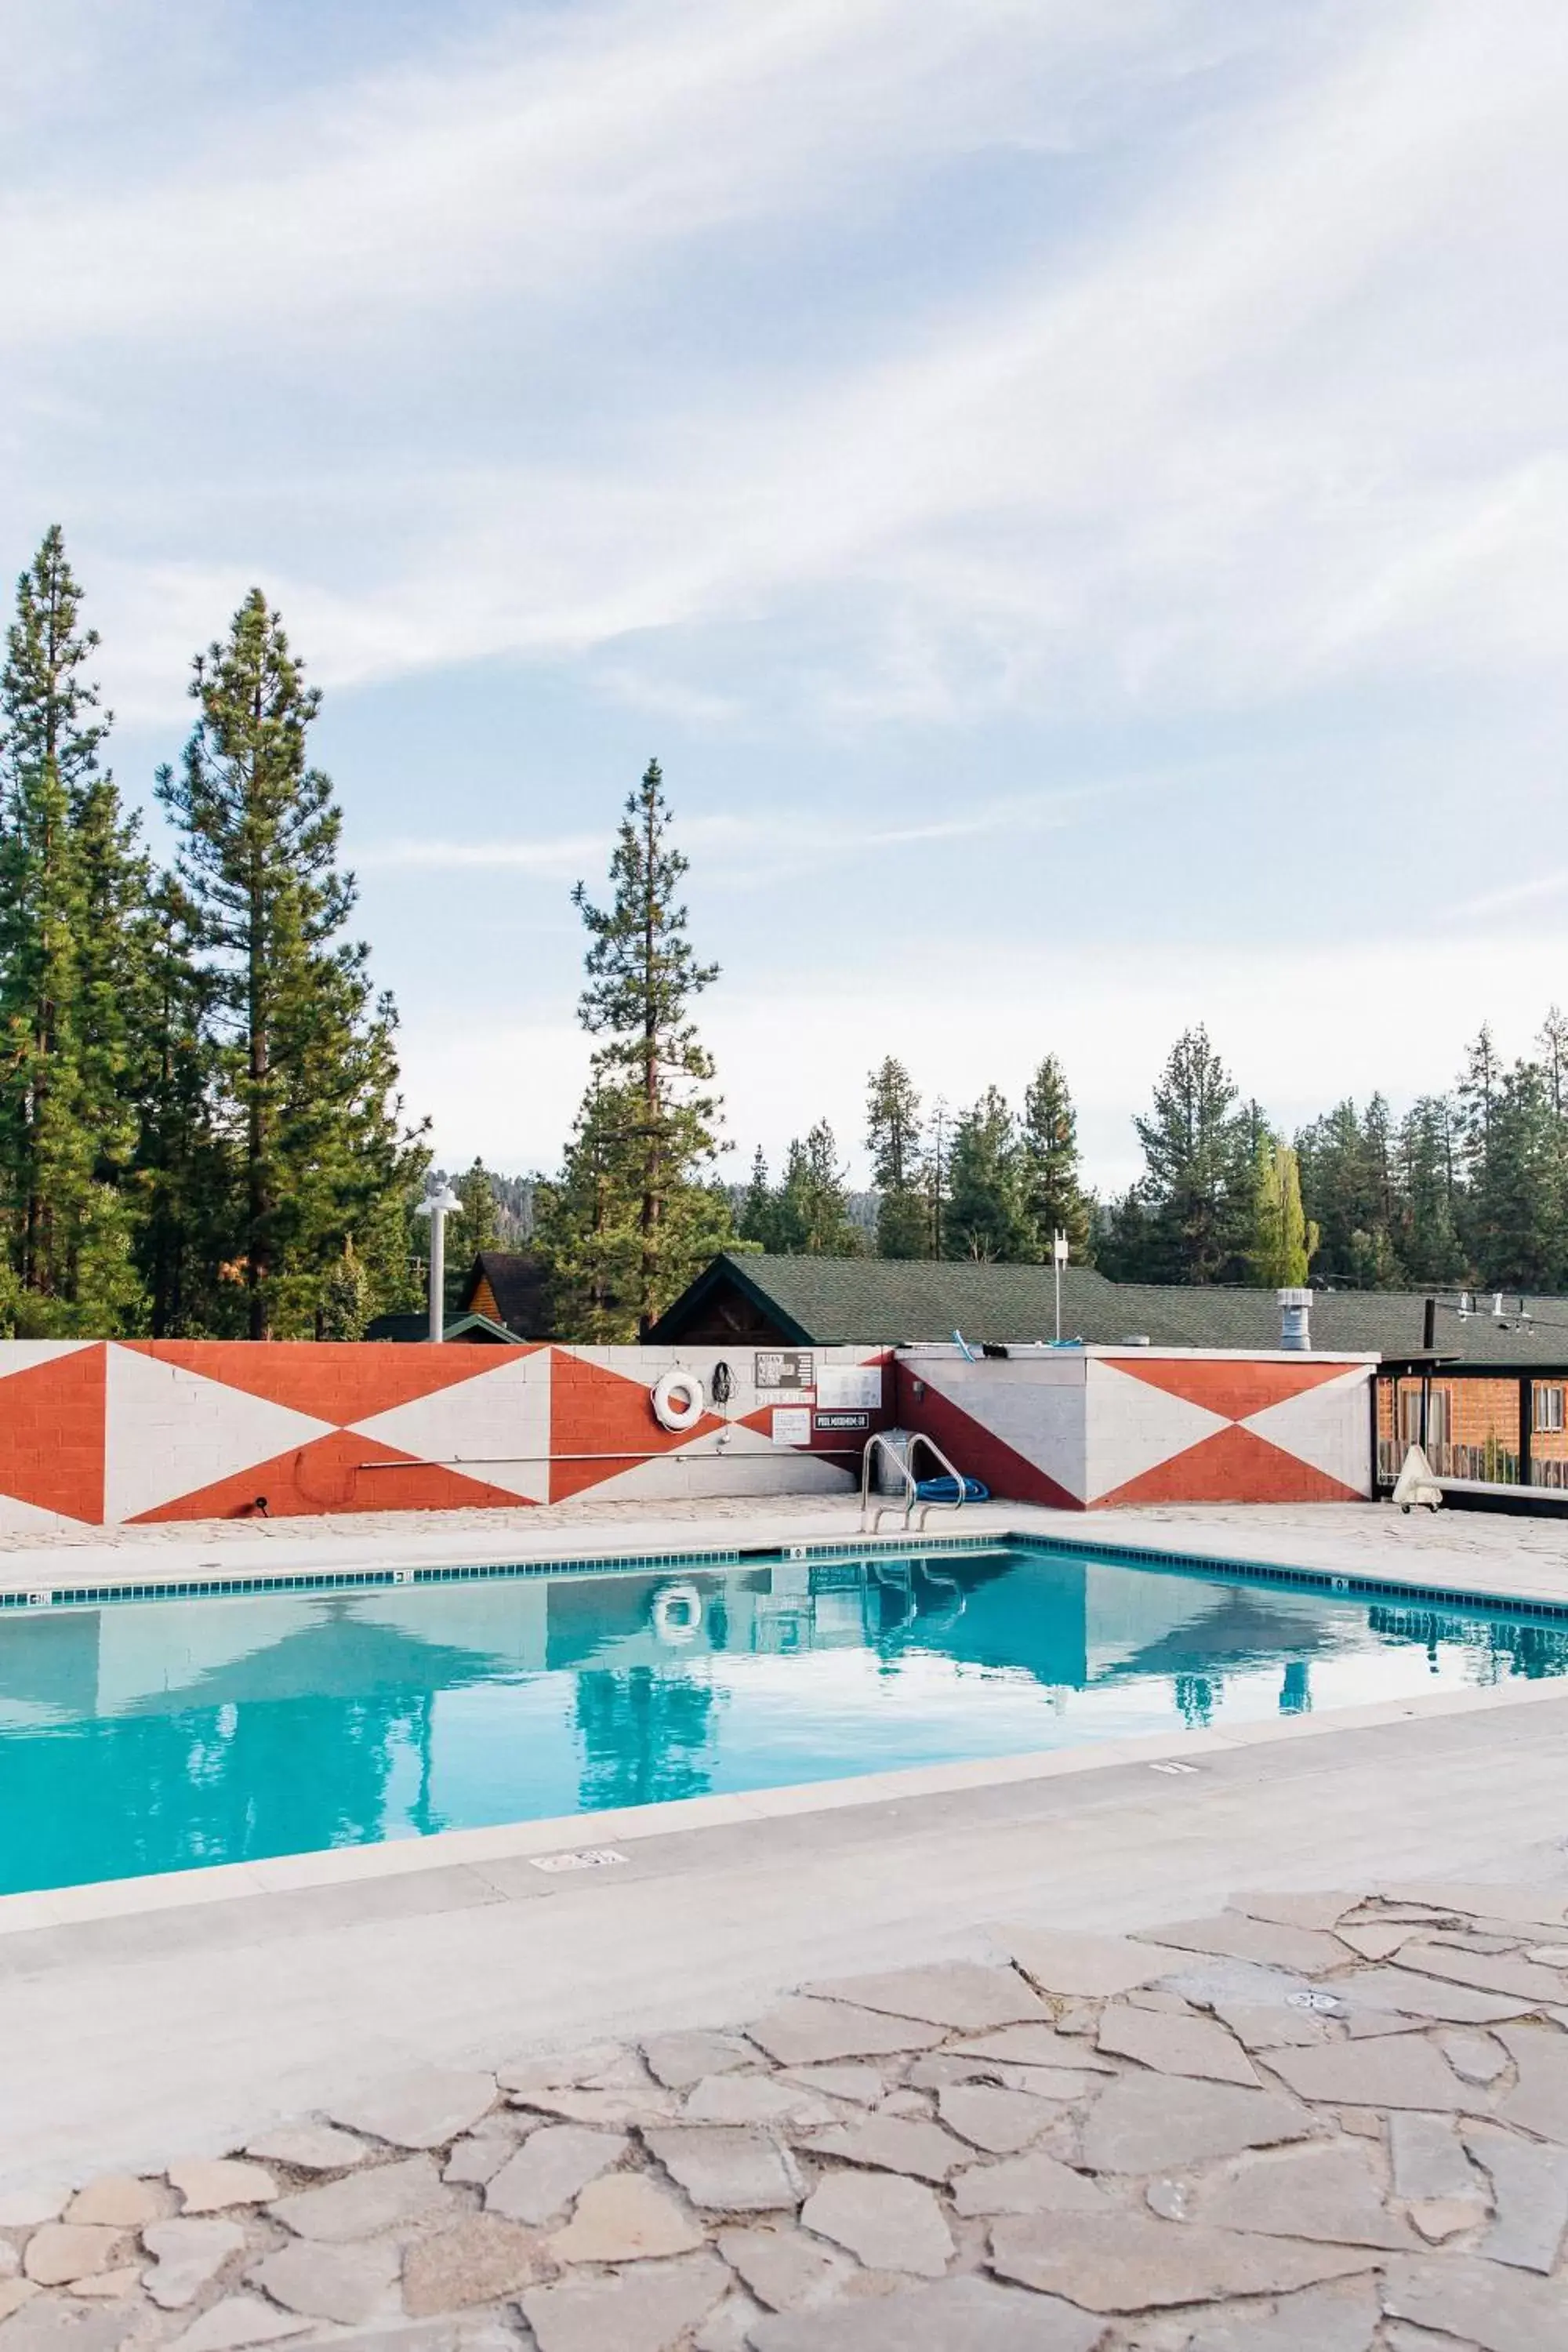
[1053,1228,1069,1343]
[416,1181,462,1343]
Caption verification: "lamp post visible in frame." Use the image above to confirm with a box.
[416,1181,462,1342]
[1053,1228,1069,1343]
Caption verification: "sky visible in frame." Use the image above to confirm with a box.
[4,0,1566,1192]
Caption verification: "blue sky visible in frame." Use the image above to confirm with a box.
[6,0,1566,1190]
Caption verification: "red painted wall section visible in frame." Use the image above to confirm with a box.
[118,1338,520,1424]
[134,1429,532,1523]
[1097,1423,1362,1508]
[549,1352,724,1504]
[0,1344,106,1523]
[898,1371,1081,1512]
[1108,1356,1356,1421]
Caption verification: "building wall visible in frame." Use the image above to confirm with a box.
[1379,1372,1568,1484]
[0,1341,891,1531]
[898,1347,1376,1508]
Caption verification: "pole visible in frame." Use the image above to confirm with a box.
[428,1206,446,1343]
[416,1182,463,1344]
[1053,1228,1068,1343]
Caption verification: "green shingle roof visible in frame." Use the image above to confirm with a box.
[651,1252,1568,1363]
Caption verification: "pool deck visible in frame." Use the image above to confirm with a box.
[3,1494,1568,2352]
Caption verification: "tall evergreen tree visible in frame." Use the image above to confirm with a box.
[132,876,226,1335]
[1394,1096,1465,1287]
[946,1087,1031,1262]
[0,528,146,1332]
[446,1157,499,1308]
[1131,1027,1243,1283]
[1467,1058,1563,1290]
[739,1145,775,1249]
[771,1123,862,1255]
[158,590,422,1338]
[1539,1007,1568,1116]
[1295,1097,1403,1287]
[566,760,728,1335]
[1019,1054,1093,1263]
[865,1057,926,1258]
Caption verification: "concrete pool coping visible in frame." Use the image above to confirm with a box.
[6,1493,1568,1937]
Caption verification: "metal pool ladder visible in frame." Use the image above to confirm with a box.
[859,1430,971,1535]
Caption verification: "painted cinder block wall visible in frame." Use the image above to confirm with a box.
[0,1337,1377,1532]
[895,1346,1377,1508]
[0,1341,891,1533]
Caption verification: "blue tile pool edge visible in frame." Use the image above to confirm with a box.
[1,1523,1565,1632]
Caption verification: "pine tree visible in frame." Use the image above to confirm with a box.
[1132,1028,1243,1283]
[567,760,728,1335]
[132,876,226,1334]
[447,1157,499,1308]
[1019,1054,1092,1264]
[946,1087,1031,1261]
[771,1123,862,1255]
[535,1076,642,1341]
[1540,1007,1568,1117]
[865,1057,926,1258]
[739,1145,775,1249]
[926,1096,952,1260]
[1469,1059,1562,1290]
[0,528,147,1332]
[158,590,422,1338]
[1394,1097,1465,1287]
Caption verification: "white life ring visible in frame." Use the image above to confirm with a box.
[652,1367,706,1432]
[652,1580,702,1644]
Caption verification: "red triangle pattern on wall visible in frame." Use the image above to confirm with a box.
[897,1374,1079,1512]
[0,1344,106,1522]
[1099,1422,1360,1508]
[550,1352,722,1502]
[132,1427,533,1522]
[118,1339,528,1428]
[1109,1355,1355,1422]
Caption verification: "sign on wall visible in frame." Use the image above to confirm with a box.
[756,1350,815,1394]
[770,1406,813,1447]
[815,1410,869,1433]
[816,1365,882,1410]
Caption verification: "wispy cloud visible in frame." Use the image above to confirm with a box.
[47,0,1566,739]
[358,788,1087,887]
[1450,869,1568,921]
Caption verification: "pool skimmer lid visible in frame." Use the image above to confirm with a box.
[529,1847,630,1874]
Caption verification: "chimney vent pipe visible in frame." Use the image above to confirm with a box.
[1277,1288,1312,1351]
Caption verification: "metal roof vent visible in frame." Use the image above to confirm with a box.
[1278,1287,1312,1351]
[1120,1334,1152,1347]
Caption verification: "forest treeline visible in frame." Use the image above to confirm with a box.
[8,524,1558,1347]
[730,1018,1568,1301]
[0,528,427,1338]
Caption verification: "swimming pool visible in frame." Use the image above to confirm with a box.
[2,1537,1565,1896]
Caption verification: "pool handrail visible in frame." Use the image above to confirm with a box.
[859,1430,971,1535]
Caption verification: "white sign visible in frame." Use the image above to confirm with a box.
[771,1406,813,1447]
[817,1364,883,1410]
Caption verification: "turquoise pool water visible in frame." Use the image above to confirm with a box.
[2,1541,1565,1896]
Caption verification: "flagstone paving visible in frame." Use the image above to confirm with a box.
[2,1883,1567,2350]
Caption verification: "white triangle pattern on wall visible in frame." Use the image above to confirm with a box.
[103,1346,335,1523]
[350,1352,552,1501]
[1085,1363,1230,1501]
[1242,1368,1369,1489]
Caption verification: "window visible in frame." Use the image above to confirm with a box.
[1535,1385,1565,1435]
[1399,1387,1450,1449]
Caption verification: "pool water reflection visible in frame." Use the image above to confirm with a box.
[1,1544,1563,1894]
